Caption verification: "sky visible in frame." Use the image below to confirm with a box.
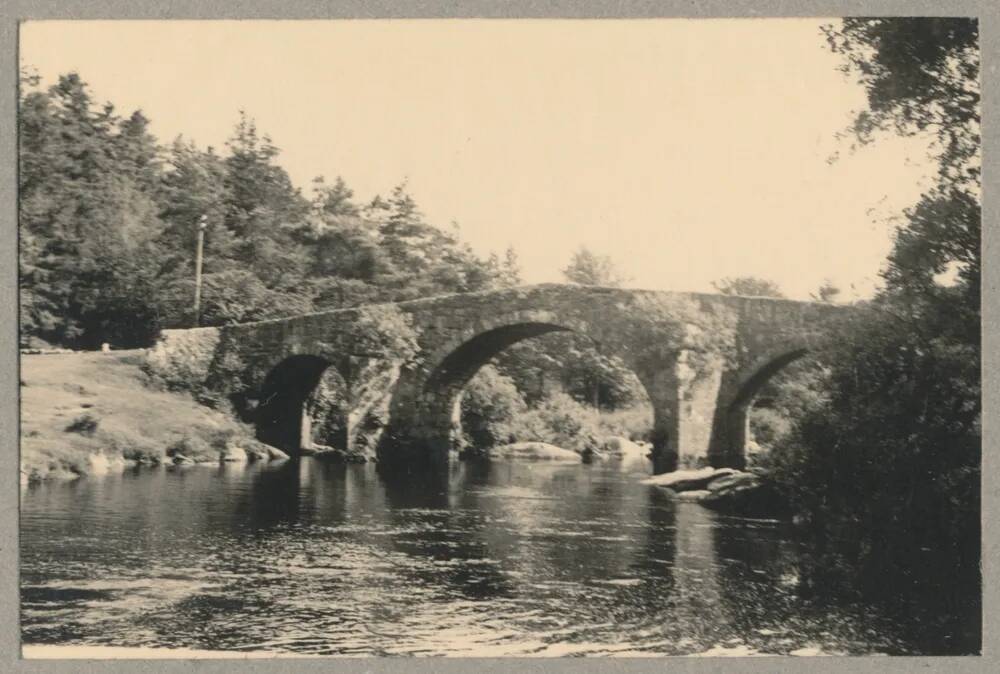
[20,19,936,300]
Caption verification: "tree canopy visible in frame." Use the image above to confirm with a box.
[18,72,517,349]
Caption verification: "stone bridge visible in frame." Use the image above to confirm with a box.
[167,284,845,473]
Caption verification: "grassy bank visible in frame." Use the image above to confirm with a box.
[20,351,254,483]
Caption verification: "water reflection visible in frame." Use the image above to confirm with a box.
[22,456,916,655]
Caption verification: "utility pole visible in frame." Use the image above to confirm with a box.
[193,214,208,326]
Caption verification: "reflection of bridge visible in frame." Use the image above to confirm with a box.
[176,284,843,472]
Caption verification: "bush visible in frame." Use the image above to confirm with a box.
[460,365,527,450]
[748,406,791,450]
[767,299,980,648]
[64,412,99,435]
[512,392,602,455]
[97,429,164,464]
[165,434,215,462]
[142,327,221,392]
[596,404,653,441]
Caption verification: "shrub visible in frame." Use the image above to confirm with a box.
[596,404,653,441]
[748,406,791,450]
[142,327,221,392]
[165,434,215,462]
[64,413,99,435]
[97,429,164,464]
[460,365,527,450]
[511,391,602,455]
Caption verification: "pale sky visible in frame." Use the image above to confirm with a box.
[20,19,936,300]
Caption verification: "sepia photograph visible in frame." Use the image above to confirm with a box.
[15,14,982,659]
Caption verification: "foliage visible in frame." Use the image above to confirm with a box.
[810,279,842,303]
[769,301,980,600]
[18,72,517,347]
[64,412,99,435]
[614,294,738,378]
[515,392,603,455]
[595,404,653,442]
[765,18,982,650]
[824,18,979,188]
[711,276,785,298]
[141,327,222,391]
[562,246,629,287]
[493,332,645,409]
[460,365,527,450]
[321,304,421,370]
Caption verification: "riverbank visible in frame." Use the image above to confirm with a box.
[19,351,258,483]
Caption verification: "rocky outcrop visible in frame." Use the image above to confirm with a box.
[641,467,738,491]
[643,467,788,517]
[489,442,581,461]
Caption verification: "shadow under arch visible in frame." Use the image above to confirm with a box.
[716,346,809,468]
[255,354,347,454]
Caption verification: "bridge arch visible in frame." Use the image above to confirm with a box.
[255,354,349,453]
[716,343,811,467]
[382,310,664,463]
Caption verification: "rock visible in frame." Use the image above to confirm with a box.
[241,443,270,462]
[172,454,195,465]
[265,445,290,461]
[674,489,711,502]
[600,436,648,458]
[219,445,248,463]
[706,471,759,492]
[87,452,111,475]
[641,467,738,491]
[488,442,581,461]
[312,447,367,463]
[700,476,789,517]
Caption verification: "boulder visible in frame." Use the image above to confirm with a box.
[87,452,111,475]
[641,467,738,492]
[706,471,759,492]
[700,475,789,517]
[265,445,290,461]
[240,442,270,462]
[171,453,195,465]
[488,442,581,461]
[600,436,648,459]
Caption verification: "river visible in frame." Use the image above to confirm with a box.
[21,455,927,656]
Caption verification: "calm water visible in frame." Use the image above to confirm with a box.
[21,456,921,656]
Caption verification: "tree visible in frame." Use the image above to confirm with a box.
[711,276,785,298]
[485,246,522,289]
[768,19,981,652]
[562,246,628,287]
[18,72,165,347]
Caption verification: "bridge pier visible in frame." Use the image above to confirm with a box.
[641,351,729,473]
